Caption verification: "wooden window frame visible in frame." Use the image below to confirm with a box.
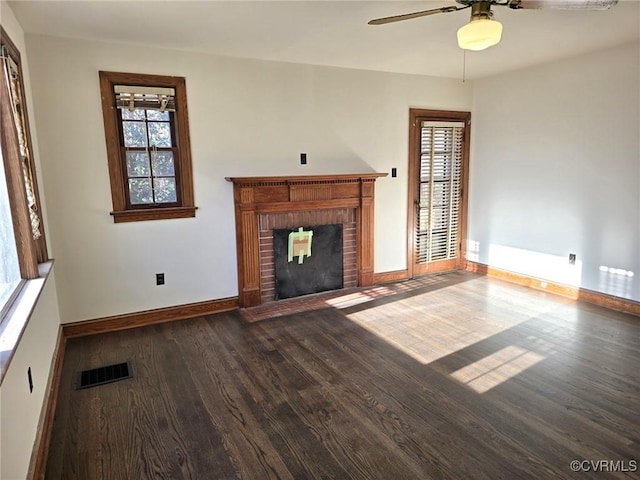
[99,71,197,223]
[1,25,52,378]
[0,26,48,279]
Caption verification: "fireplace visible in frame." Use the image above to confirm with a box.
[226,173,387,308]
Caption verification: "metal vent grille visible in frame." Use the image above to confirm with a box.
[78,362,131,390]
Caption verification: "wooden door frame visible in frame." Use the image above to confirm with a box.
[407,108,471,278]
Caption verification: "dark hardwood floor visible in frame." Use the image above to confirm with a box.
[45,272,640,479]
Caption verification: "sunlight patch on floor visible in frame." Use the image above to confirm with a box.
[345,314,526,365]
[342,288,536,364]
[450,346,545,393]
[324,286,395,309]
[333,276,565,368]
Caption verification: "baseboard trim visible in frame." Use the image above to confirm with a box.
[374,269,409,284]
[466,261,640,316]
[62,297,239,338]
[28,327,66,480]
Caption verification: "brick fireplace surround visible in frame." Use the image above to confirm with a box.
[226,173,387,308]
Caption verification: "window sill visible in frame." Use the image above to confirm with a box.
[0,260,54,384]
[110,206,197,223]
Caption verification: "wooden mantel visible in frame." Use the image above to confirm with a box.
[226,173,387,307]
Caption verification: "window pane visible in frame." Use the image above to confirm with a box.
[146,110,169,121]
[128,178,153,204]
[122,121,148,147]
[151,151,175,176]
[0,152,22,313]
[148,122,172,147]
[153,177,177,203]
[126,151,151,177]
[121,109,145,120]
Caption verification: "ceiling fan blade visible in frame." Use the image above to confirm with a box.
[508,0,618,9]
[368,5,467,26]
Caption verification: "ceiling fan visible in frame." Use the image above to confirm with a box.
[368,0,619,51]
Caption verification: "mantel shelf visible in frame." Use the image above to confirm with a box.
[225,172,388,185]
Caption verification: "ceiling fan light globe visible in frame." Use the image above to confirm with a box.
[457,18,503,51]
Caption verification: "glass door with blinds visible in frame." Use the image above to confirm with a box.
[408,110,470,277]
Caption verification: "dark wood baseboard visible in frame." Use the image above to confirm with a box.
[374,269,409,284]
[466,261,640,317]
[28,327,66,480]
[63,297,239,338]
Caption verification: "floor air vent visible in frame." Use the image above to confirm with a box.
[78,362,131,389]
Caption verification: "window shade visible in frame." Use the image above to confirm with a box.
[416,121,464,264]
[1,47,42,241]
[0,46,19,75]
[114,85,176,112]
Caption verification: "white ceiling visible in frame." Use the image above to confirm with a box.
[8,0,640,79]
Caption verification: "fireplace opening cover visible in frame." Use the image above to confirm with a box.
[274,224,343,300]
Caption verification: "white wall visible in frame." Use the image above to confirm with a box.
[469,41,640,301]
[0,2,62,479]
[25,34,473,323]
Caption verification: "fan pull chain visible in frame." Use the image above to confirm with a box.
[462,49,466,83]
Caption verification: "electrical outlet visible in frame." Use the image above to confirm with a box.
[156,273,165,285]
[569,253,576,265]
[28,367,33,393]
[300,153,307,165]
